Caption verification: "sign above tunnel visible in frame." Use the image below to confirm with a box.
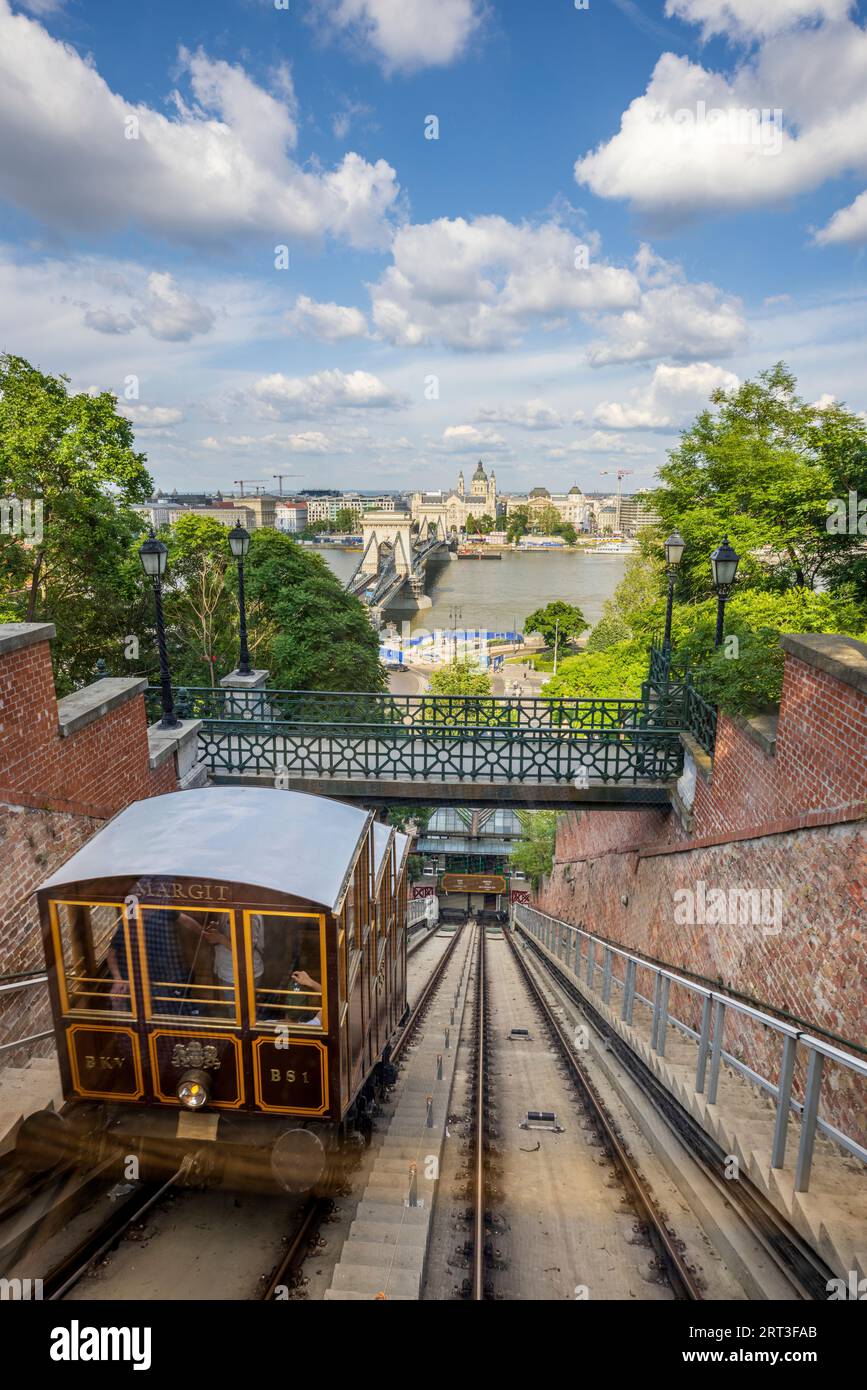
[441,873,507,894]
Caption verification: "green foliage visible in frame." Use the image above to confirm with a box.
[466,513,496,535]
[511,811,558,887]
[332,508,358,534]
[653,362,867,601]
[427,659,493,698]
[524,600,588,649]
[388,807,433,833]
[506,505,530,544]
[543,640,649,700]
[673,587,867,713]
[585,611,631,652]
[0,353,153,691]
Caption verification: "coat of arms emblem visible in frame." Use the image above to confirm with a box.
[170,1040,222,1070]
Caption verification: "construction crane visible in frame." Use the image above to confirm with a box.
[272,473,301,497]
[233,480,268,498]
[599,468,634,533]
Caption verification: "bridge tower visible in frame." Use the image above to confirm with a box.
[361,511,414,576]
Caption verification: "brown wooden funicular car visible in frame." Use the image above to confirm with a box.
[24,787,410,1191]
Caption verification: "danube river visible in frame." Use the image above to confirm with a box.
[321,547,628,633]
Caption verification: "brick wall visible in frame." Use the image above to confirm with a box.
[0,623,178,1062]
[535,634,867,1145]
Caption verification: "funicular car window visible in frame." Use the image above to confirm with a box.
[244,911,326,1031]
[135,904,239,1022]
[50,900,134,1016]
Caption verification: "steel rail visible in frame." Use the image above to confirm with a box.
[505,928,703,1301]
[391,924,465,1064]
[471,924,487,1301]
[517,926,836,1301]
[43,1161,191,1300]
[260,1192,332,1300]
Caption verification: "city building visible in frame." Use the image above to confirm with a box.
[274,500,308,533]
[505,485,589,530]
[415,807,525,912]
[410,461,499,535]
[304,493,399,524]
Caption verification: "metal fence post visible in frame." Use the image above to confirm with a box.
[586,940,595,990]
[695,995,712,1094]
[771,1034,797,1170]
[795,1050,824,1193]
[657,975,671,1057]
[602,947,612,1004]
[622,958,636,1024]
[650,971,662,1051]
[707,999,725,1105]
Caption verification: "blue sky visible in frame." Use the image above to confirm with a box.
[0,0,865,496]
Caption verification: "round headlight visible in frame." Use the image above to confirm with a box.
[177,1069,211,1109]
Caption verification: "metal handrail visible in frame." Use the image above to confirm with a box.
[513,903,867,1193]
[0,972,48,994]
[0,973,52,1055]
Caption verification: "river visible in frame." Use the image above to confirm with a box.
[320,547,628,633]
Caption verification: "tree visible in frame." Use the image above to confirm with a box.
[654,362,867,600]
[243,529,385,691]
[388,807,433,834]
[0,353,152,690]
[534,503,563,536]
[333,507,358,534]
[161,515,238,686]
[524,601,588,650]
[543,641,650,701]
[506,506,530,544]
[427,659,493,698]
[558,521,578,546]
[511,811,558,887]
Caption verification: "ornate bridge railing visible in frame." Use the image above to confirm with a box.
[644,639,718,757]
[146,686,679,733]
[192,719,684,785]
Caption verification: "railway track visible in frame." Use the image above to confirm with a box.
[462,924,702,1301]
[515,922,837,1301]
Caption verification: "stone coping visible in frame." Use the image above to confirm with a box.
[781,632,867,696]
[730,710,778,756]
[57,677,148,737]
[147,719,202,771]
[0,622,56,656]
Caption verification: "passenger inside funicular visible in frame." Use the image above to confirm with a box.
[252,915,323,1029]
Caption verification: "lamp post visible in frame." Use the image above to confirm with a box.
[662,529,685,654]
[228,523,252,676]
[138,529,179,729]
[711,536,740,649]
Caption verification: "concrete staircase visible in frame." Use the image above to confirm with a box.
[325,931,474,1300]
[524,928,867,1286]
[0,1053,64,1156]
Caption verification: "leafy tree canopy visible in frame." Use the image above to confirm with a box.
[525,600,588,648]
[427,658,493,698]
[511,811,558,887]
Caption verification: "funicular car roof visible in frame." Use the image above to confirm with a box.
[372,820,396,895]
[37,787,374,914]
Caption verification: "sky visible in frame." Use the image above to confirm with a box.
[1,0,866,497]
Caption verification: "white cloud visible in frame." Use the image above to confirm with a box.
[251,368,406,418]
[286,294,368,341]
[84,308,136,335]
[571,431,656,455]
[594,361,739,428]
[0,3,400,250]
[441,424,507,451]
[121,404,185,428]
[370,216,639,350]
[476,399,564,430]
[314,0,483,75]
[132,273,215,342]
[285,431,337,453]
[665,0,852,40]
[575,14,867,233]
[588,250,746,364]
[815,189,867,245]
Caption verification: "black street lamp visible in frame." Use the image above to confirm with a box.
[138,529,179,729]
[228,523,252,676]
[662,529,685,653]
[711,536,740,648]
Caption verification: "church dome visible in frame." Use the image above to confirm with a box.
[529,486,550,499]
[568,485,583,496]
[472,460,487,482]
